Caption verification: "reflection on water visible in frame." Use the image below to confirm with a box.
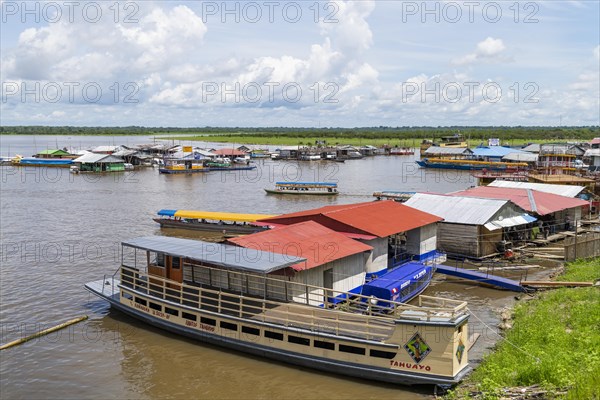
[1,135,513,399]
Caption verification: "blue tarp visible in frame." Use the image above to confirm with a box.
[362,262,429,302]
[157,209,177,217]
[522,214,537,223]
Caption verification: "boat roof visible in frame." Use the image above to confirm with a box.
[122,236,305,274]
[229,221,372,271]
[157,209,276,222]
[275,181,337,187]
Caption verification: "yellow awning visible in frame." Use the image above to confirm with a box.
[173,210,276,222]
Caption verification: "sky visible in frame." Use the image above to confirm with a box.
[0,0,599,127]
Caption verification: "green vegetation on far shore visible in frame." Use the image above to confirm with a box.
[449,258,600,399]
[1,126,598,146]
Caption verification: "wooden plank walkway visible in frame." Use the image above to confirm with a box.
[436,265,527,292]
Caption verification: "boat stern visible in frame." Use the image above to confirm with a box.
[386,296,471,385]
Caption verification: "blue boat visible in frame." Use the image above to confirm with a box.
[416,158,528,171]
[362,262,435,305]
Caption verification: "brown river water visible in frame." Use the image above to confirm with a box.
[0,135,559,399]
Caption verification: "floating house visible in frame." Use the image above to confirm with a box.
[405,193,535,258]
[228,221,373,305]
[584,149,600,169]
[33,149,76,159]
[256,201,443,276]
[451,186,589,230]
[72,153,125,172]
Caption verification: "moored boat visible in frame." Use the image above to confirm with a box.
[265,182,339,195]
[416,158,529,171]
[153,209,275,234]
[85,236,471,386]
[159,157,207,174]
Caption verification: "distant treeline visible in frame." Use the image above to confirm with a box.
[1,125,598,140]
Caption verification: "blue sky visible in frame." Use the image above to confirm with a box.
[1,0,598,127]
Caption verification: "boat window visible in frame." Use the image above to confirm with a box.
[264,330,284,341]
[165,307,179,316]
[220,321,237,331]
[182,312,197,321]
[314,340,335,350]
[339,344,366,355]
[200,317,216,326]
[241,326,260,336]
[172,257,181,269]
[121,292,133,300]
[369,349,397,359]
[134,297,147,307]
[149,302,162,311]
[288,335,310,346]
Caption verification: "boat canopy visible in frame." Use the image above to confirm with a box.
[122,236,305,274]
[275,181,337,187]
[157,209,276,222]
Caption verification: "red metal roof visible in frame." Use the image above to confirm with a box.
[451,186,588,216]
[213,148,247,156]
[228,221,372,271]
[257,200,442,238]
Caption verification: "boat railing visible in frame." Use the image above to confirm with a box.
[118,265,468,339]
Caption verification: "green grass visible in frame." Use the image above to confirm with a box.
[448,259,600,399]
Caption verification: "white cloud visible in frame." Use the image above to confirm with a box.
[452,37,510,65]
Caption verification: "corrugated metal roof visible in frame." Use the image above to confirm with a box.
[424,146,473,155]
[73,153,124,163]
[213,148,247,156]
[488,181,585,197]
[228,221,372,271]
[122,236,304,274]
[521,143,540,153]
[257,201,442,237]
[452,186,588,215]
[472,146,524,158]
[91,145,120,153]
[405,193,513,225]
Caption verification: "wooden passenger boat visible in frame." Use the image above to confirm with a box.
[265,182,339,195]
[416,158,529,171]
[159,157,207,174]
[153,209,275,234]
[86,236,471,387]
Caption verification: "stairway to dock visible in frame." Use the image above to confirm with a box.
[436,265,528,292]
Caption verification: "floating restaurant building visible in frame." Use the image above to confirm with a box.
[256,201,443,276]
[451,186,589,229]
[72,153,125,172]
[405,193,536,258]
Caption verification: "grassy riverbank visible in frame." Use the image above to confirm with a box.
[449,258,600,399]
